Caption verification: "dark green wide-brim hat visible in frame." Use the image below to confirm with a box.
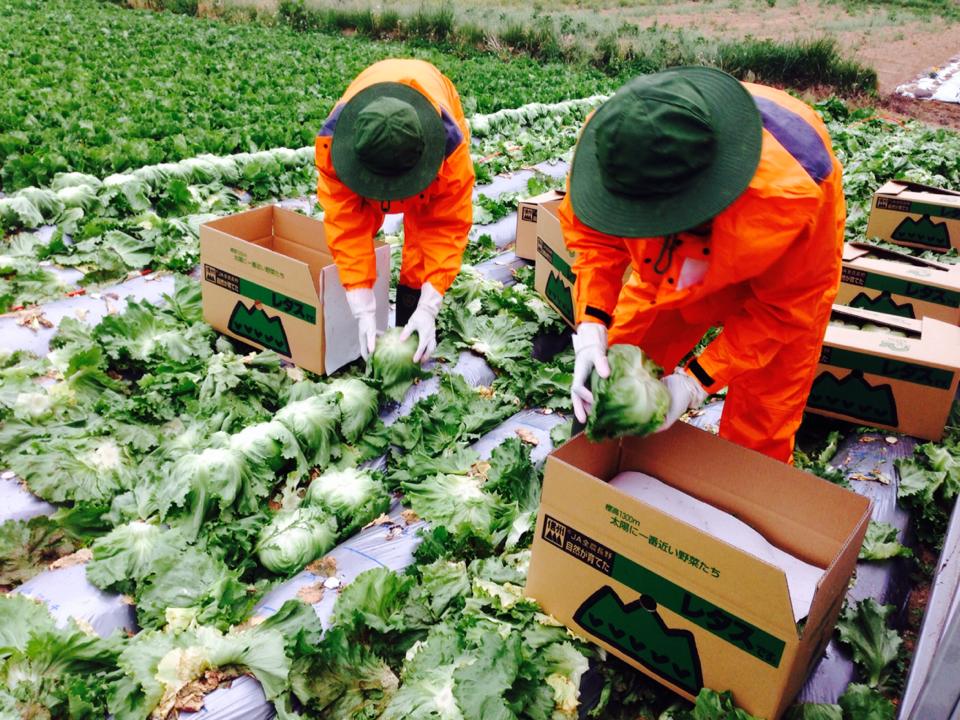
[570,66,763,238]
[331,81,446,201]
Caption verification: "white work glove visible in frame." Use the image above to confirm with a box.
[571,322,610,424]
[655,367,708,433]
[345,288,378,361]
[399,282,443,363]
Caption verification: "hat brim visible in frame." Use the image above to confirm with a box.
[570,67,762,238]
[331,82,446,202]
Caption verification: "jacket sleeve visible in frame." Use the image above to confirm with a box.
[315,137,384,291]
[691,192,828,392]
[558,192,632,326]
[403,141,475,294]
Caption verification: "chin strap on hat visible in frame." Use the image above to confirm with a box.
[653,234,681,275]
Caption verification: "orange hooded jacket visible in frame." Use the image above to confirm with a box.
[560,83,846,462]
[315,59,475,295]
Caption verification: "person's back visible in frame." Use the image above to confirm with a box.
[561,68,846,462]
[314,59,475,364]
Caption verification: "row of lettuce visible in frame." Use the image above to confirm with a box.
[2,263,951,718]
[3,98,960,318]
[0,97,592,314]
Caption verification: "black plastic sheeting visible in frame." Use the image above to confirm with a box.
[797,424,918,703]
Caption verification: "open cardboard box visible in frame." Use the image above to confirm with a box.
[515,189,565,261]
[807,304,960,440]
[533,193,631,328]
[199,205,390,375]
[838,242,960,325]
[526,423,871,720]
[865,180,960,252]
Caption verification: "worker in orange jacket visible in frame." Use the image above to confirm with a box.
[316,59,475,363]
[564,67,845,463]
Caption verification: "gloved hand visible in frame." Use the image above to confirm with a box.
[571,322,610,424]
[655,367,708,433]
[399,282,443,363]
[345,288,378,361]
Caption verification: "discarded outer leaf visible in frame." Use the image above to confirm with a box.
[296,581,326,605]
[170,668,239,716]
[49,547,93,570]
[477,386,494,398]
[17,310,54,330]
[306,556,338,577]
[471,461,492,480]
[849,472,890,485]
[400,509,420,525]
[362,514,393,530]
[515,428,539,446]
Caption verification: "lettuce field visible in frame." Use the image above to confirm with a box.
[2,1,960,719]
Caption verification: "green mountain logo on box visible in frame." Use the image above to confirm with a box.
[227,301,291,356]
[808,370,898,426]
[574,586,703,695]
[545,271,575,322]
[849,291,916,318]
[891,215,951,250]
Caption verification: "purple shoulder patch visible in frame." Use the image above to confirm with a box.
[754,96,832,184]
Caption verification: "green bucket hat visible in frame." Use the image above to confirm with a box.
[569,66,762,238]
[331,82,446,201]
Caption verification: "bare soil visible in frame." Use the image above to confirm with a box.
[617,1,960,127]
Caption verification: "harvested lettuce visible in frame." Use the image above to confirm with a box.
[370,328,427,403]
[587,344,670,441]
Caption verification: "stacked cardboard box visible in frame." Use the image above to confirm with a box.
[865,180,960,253]
[811,180,960,438]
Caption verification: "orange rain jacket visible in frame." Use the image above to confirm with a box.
[561,83,846,462]
[315,59,475,295]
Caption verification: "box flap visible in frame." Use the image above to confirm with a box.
[847,242,953,272]
[843,244,871,262]
[878,179,960,200]
[921,316,960,366]
[203,204,275,240]
[520,188,566,206]
[321,242,391,374]
[830,304,922,333]
[826,306,960,369]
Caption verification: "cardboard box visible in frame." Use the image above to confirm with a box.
[199,206,390,375]
[534,194,577,327]
[515,189,565,261]
[838,243,960,326]
[526,423,871,720]
[865,180,960,252]
[807,305,960,441]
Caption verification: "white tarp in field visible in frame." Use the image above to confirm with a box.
[896,53,960,104]
[609,471,825,623]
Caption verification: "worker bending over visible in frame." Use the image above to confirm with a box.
[316,59,475,363]
[565,67,845,462]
